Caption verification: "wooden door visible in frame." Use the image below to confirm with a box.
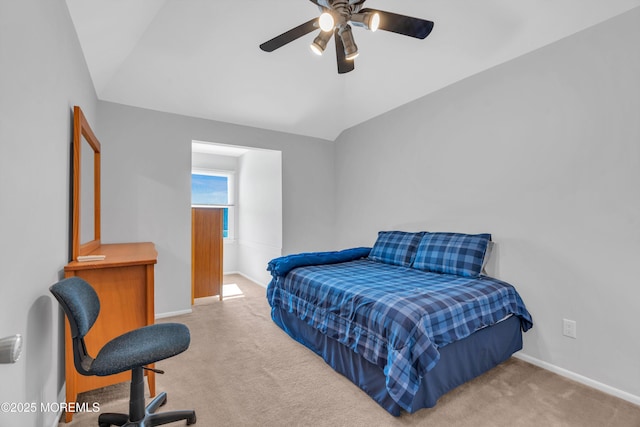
[192,207,223,302]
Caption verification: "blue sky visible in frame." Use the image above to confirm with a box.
[192,174,228,205]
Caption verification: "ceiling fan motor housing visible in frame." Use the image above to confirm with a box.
[319,0,364,29]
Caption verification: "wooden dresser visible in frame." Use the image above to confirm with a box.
[62,242,157,422]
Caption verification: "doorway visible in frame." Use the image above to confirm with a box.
[191,140,283,302]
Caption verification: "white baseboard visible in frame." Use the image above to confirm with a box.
[224,271,268,288]
[155,308,192,319]
[514,352,640,406]
[48,386,65,427]
[223,269,240,276]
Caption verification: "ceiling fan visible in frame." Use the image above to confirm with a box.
[259,0,434,74]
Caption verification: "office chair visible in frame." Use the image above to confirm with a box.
[50,277,196,426]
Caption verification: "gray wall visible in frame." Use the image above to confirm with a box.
[96,102,335,315]
[0,1,98,426]
[237,149,283,284]
[334,9,640,400]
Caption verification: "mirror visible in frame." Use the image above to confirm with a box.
[80,133,95,244]
[72,106,101,260]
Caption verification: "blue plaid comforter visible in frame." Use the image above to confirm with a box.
[267,251,533,412]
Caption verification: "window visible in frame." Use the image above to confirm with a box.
[191,170,234,239]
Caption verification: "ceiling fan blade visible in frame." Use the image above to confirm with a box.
[335,28,355,74]
[361,8,434,39]
[259,18,318,52]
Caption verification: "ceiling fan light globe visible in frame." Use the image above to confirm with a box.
[319,12,334,32]
[310,30,332,56]
[370,13,380,32]
[350,12,380,32]
[310,42,324,56]
[340,25,358,60]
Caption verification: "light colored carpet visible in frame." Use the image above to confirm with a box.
[61,274,640,427]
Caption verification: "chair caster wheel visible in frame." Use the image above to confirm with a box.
[187,413,197,425]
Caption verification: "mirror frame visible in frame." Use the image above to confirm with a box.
[72,106,101,260]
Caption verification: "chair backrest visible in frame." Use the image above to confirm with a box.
[50,277,100,375]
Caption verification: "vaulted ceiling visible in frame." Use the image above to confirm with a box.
[66,0,640,141]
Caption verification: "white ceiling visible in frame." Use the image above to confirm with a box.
[66,0,640,141]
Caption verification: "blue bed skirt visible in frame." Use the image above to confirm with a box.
[272,307,523,416]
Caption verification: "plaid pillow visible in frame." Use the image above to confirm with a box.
[368,231,425,267]
[413,232,492,277]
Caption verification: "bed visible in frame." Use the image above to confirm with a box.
[266,231,533,416]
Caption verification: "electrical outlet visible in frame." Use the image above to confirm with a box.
[563,319,577,339]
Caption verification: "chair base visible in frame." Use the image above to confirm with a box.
[98,391,196,427]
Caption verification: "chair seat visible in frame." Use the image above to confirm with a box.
[90,323,190,376]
